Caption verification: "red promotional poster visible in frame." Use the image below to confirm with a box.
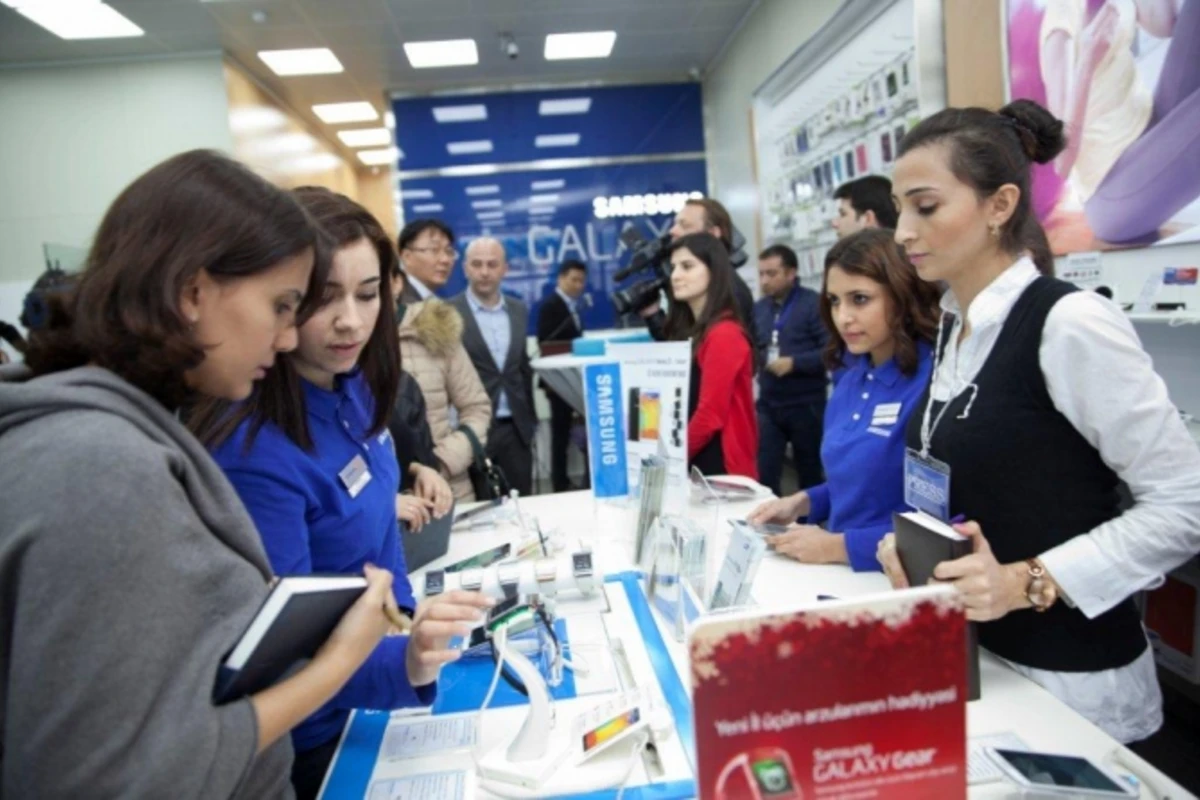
[690,585,966,800]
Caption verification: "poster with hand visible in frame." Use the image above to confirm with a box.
[1007,0,1200,253]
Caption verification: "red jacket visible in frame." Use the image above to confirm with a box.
[688,318,758,479]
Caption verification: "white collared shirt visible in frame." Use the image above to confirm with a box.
[406,273,434,300]
[930,255,1200,742]
[465,289,512,419]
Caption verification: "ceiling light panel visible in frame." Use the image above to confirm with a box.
[531,179,566,191]
[465,185,500,196]
[432,104,488,123]
[412,203,445,213]
[7,0,144,39]
[312,102,378,124]
[472,199,503,209]
[258,48,343,77]
[447,140,493,155]
[544,31,616,61]
[401,189,434,200]
[404,39,479,68]
[538,98,592,116]
[336,128,392,148]
[535,134,581,148]
[357,147,400,166]
[477,211,505,221]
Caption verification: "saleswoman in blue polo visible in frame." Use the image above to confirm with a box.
[193,188,490,800]
[749,229,941,571]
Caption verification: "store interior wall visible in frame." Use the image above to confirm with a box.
[0,55,233,328]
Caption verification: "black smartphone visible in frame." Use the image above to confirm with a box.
[443,542,512,573]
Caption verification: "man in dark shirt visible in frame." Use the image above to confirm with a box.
[752,244,828,494]
[536,260,588,492]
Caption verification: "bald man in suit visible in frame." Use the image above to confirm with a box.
[449,238,535,495]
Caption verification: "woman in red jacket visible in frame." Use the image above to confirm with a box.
[664,232,758,479]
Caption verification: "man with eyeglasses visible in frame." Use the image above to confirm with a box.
[397,218,457,303]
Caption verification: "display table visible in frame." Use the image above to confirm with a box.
[325,490,1191,799]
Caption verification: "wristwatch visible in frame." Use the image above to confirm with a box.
[424,569,445,597]
[460,568,484,592]
[535,557,559,590]
[1025,558,1058,612]
[572,551,595,595]
[496,560,521,598]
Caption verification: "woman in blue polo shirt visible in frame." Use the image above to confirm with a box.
[193,187,491,799]
[749,228,941,571]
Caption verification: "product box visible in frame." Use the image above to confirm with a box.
[690,585,967,799]
[1145,559,1200,684]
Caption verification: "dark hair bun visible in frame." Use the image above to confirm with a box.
[999,99,1066,165]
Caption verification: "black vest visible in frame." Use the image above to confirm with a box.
[905,277,1147,672]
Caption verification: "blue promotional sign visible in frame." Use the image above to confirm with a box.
[583,362,629,498]
[392,82,707,335]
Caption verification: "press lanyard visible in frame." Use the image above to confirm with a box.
[918,311,959,457]
[772,286,799,333]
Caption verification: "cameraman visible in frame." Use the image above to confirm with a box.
[637,198,754,340]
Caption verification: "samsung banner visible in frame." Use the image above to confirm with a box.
[392,82,707,334]
[582,361,629,499]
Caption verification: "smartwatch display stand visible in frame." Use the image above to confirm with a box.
[476,630,640,798]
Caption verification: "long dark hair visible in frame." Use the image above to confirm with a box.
[25,150,329,409]
[897,99,1065,276]
[662,232,751,354]
[192,188,400,451]
[820,229,941,375]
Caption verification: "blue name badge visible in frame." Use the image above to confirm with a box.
[904,448,951,521]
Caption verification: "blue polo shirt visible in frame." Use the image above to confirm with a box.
[804,340,934,571]
[751,283,829,409]
[211,370,435,753]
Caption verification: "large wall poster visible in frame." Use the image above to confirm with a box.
[1007,0,1200,254]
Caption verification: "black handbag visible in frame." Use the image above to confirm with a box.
[458,424,510,500]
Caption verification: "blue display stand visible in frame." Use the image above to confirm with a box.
[320,572,695,799]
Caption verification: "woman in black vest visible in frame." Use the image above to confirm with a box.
[877,99,1200,744]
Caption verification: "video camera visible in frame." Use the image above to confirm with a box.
[611,224,749,316]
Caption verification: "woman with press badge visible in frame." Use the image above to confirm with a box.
[193,188,492,798]
[749,229,940,570]
[877,100,1200,744]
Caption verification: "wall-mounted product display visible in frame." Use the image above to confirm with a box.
[752,0,946,288]
[1006,0,1200,254]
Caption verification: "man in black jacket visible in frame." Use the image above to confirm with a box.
[536,260,588,492]
[638,197,754,337]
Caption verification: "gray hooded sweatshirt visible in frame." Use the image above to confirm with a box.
[0,366,293,798]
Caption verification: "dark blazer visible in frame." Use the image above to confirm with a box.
[449,292,536,445]
[536,291,583,344]
[397,280,424,305]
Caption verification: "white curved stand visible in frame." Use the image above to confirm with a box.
[496,637,552,762]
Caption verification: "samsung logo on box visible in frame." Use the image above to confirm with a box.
[593,191,703,219]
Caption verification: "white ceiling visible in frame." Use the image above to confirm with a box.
[0,0,756,163]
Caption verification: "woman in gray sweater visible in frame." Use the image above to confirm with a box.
[0,151,430,798]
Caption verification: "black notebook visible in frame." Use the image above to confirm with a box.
[892,511,981,701]
[214,575,367,704]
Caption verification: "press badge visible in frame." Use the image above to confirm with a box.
[767,331,780,364]
[904,448,951,521]
[339,454,372,498]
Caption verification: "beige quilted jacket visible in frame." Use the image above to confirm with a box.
[398,299,492,501]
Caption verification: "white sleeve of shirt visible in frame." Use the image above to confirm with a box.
[1037,291,1200,618]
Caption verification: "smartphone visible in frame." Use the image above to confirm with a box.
[639,390,660,441]
[986,749,1137,797]
[443,542,512,573]
[729,519,789,535]
[627,388,641,442]
[452,497,504,528]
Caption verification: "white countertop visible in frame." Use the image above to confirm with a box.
[415,490,1193,799]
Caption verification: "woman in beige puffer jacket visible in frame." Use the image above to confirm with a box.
[398,298,492,501]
